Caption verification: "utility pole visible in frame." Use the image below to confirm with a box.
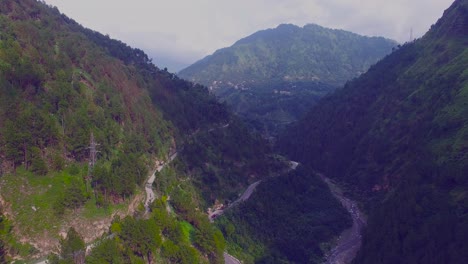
[86,132,99,192]
[88,132,98,169]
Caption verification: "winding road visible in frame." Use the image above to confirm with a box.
[32,152,184,264]
[319,173,366,264]
[224,252,242,264]
[209,159,299,220]
[216,160,302,263]
[213,181,262,264]
[208,180,262,220]
[143,148,248,264]
[144,152,178,213]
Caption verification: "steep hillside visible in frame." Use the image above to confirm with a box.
[280,0,468,263]
[0,0,275,262]
[179,24,396,135]
[216,165,351,263]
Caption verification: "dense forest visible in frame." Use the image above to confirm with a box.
[2,0,465,263]
[215,80,335,138]
[279,0,468,263]
[216,165,351,263]
[180,23,396,88]
[0,0,277,262]
[179,23,396,136]
[0,1,356,262]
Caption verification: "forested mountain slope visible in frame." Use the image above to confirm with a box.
[179,24,396,136]
[0,0,276,262]
[216,165,351,263]
[280,0,468,263]
[180,23,396,89]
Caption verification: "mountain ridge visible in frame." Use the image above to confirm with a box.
[179,23,396,136]
[279,0,468,262]
[180,23,397,87]
[0,1,278,262]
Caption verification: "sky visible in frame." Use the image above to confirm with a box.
[43,0,453,72]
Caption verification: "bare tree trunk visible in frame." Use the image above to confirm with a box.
[147,252,152,264]
[61,114,65,135]
[73,250,85,264]
[23,144,28,170]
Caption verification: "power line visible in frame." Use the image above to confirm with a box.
[86,132,100,192]
[88,132,99,170]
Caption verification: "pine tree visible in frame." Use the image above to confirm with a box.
[60,227,85,264]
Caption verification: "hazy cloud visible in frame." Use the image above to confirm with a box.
[44,0,453,71]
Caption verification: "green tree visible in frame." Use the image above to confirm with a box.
[60,227,85,264]
[161,240,179,262]
[194,219,225,263]
[86,239,124,264]
[2,120,21,167]
[179,244,200,264]
[120,217,161,262]
[30,147,48,176]
[2,119,29,169]
[62,182,87,210]
[54,180,87,215]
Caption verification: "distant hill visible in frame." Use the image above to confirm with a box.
[279,0,468,262]
[179,24,396,135]
[180,23,397,88]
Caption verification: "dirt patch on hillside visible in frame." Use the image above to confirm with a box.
[6,193,145,259]
[0,192,13,218]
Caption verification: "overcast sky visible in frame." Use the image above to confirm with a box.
[43,0,453,72]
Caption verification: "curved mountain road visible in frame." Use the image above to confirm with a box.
[32,152,180,264]
[214,181,262,264]
[208,180,261,220]
[209,159,300,220]
[144,152,178,213]
[224,252,242,264]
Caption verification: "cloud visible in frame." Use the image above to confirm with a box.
[44,0,453,71]
[313,0,452,39]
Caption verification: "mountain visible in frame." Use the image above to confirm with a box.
[180,23,397,88]
[279,0,468,263]
[0,0,279,262]
[179,24,396,136]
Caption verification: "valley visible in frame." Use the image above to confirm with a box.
[179,24,396,137]
[208,180,261,221]
[1,0,467,263]
[280,0,468,263]
[211,163,365,263]
[319,174,366,264]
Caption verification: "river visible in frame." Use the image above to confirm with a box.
[319,174,366,264]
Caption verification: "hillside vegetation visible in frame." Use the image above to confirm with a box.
[0,0,276,262]
[180,23,396,87]
[280,0,468,263]
[179,24,396,136]
[216,165,351,263]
